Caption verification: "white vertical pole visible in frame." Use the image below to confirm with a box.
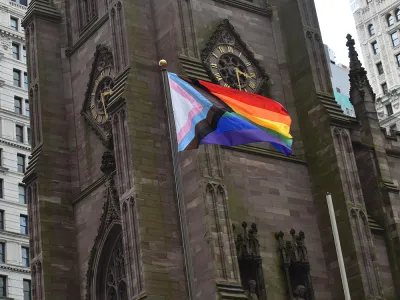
[326,192,351,300]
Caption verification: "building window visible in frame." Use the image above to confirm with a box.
[21,247,29,267]
[0,211,4,230]
[390,124,397,131]
[368,24,375,36]
[0,243,5,263]
[0,149,2,167]
[23,280,31,300]
[25,100,29,116]
[0,179,3,199]
[19,184,26,204]
[22,46,26,63]
[0,210,4,230]
[11,0,28,5]
[377,62,384,75]
[27,128,30,145]
[386,103,394,116]
[16,125,23,142]
[24,73,28,89]
[17,154,25,173]
[13,69,21,87]
[382,82,388,95]
[396,9,400,21]
[0,276,6,297]
[392,31,399,47]
[20,215,27,235]
[12,43,19,60]
[10,17,18,31]
[14,97,22,114]
[387,14,395,26]
[372,41,379,54]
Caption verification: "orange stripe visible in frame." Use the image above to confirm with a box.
[213,93,292,126]
[216,95,292,138]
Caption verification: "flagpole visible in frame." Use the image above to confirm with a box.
[326,192,351,300]
[159,60,195,300]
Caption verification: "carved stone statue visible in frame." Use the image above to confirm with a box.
[245,280,258,300]
[293,285,307,300]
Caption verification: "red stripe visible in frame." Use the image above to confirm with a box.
[198,80,290,116]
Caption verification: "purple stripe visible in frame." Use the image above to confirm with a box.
[200,129,292,155]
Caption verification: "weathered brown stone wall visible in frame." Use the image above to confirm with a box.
[373,233,396,299]
[222,148,331,299]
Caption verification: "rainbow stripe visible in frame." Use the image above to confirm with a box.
[168,72,293,155]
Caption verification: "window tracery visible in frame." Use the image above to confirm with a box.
[103,236,128,300]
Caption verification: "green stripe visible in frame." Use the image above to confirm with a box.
[222,112,293,147]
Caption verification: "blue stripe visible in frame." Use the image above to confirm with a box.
[168,73,214,151]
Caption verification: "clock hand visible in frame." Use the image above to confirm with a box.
[100,93,108,119]
[234,68,242,91]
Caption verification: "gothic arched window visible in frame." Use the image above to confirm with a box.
[368,24,375,36]
[104,236,127,300]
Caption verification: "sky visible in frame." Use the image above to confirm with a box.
[314,0,362,66]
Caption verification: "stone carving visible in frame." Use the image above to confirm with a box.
[275,229,315,300]
[85,171,121,300]
[233,222,267,300]
[200,19,269,94]
[346,34,376,102]
[100,151,116,175]
[293,285,307,300]
[0,34,11,51]
[245,280,259,300]
[81,44,114,149]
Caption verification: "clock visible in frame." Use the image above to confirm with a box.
[89,66,115,125]
[206,44,263,93]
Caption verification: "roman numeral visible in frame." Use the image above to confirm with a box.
[91,92,95,96]
[227,46,233,53]
[212,52,218,59]
[214,73,223,81]
[93,112,98,119]
[95,80,99,85]
[101,71,105,78]
[224,83,230,88]
[246,62,251,67]
[249,73,256,78]
[249,81,256,90]
[238,52,242,58]
[98,115,103,123]
[90,104,95,109]
[211,63,217,69]
[218,46,225,54]
[244,88,248,92]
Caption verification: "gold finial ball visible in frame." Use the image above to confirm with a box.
[159,59,168,68]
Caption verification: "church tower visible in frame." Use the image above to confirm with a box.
[20,0,400,299]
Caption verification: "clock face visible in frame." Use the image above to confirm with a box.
[207,44,262,92]
[89,66,115,125]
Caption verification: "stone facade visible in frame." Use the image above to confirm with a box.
[0,0,32,299]
[19,0,400,300]
[351,0,400,132]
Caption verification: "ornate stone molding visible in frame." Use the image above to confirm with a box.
[213,0,273,18]
[21,0,62,27]
[275,229,315,300]
[346,34,376,102]
[81,44,114,149]
[85,152,121,300]
[200,19,269,94]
